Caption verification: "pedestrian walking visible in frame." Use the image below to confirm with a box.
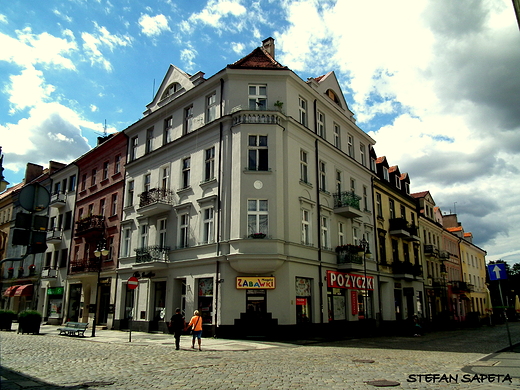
[169,308,186,350]
[188,310,203,351]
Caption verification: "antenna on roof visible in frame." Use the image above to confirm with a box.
[453,202,457,214]
[152,79,156,100]
[104,119,107,136]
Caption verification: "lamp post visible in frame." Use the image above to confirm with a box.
[92,242,109,337]
[360,238,372,321]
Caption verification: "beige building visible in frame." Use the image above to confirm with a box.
[115,38,378,336]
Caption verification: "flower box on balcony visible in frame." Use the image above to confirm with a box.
[250,233,266,239]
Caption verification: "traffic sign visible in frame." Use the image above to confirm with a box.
[127,276,139,289]
[488,263,508,281]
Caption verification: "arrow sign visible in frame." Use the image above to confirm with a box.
[488,263,507,281]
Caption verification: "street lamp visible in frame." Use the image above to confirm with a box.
[360,238,372,321]
[92,242,109,337]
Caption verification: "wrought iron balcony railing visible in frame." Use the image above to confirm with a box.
[75,215,105,236]
[333,191,361,210]
[69,258,101,274]
[392,260,422,277]
[139,188,175,208]
[134,245,171,263]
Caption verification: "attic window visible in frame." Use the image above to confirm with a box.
[326,89,342,107]
[161,83,181,100]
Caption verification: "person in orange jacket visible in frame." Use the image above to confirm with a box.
[188,310,203,350]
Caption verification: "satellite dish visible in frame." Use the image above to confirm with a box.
[19,183,50,212]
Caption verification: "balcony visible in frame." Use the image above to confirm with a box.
[137,188,175,217]
[439,250,450,259]
[392,260,422,279]
[424,244,439,257]
[49,192,66,208]
[450,280,471,293]
[134,245,170,263]
[231,109,283,126]
[41,267,57,278]
[46,228,63,244]
[333,191,363,219]
[389,218,420,241]
[75,215,105,237]
[69,258,101,274]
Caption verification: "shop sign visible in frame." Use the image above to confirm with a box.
[47,287,64,295]
[327,270,374,290]
[236,277,275,289]
[296,298,307,306]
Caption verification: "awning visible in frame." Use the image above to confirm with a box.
[3,285,20,297]
[14,284,34,297]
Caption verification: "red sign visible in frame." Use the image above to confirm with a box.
[351,291,358,315]
[127,276,139,290]
[327,270,374,290]
[296,298,307,306]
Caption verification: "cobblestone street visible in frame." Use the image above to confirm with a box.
[1,322,520,389]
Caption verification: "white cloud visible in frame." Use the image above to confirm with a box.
[81,23,132,71]
[5,66,55,113]
[180,44,198,71]
[90,104,98,112]
[183,0,247,32]
[0,14,7,24]
[138,14,170,37]
[231,41,245,54]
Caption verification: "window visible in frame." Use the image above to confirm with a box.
[182,157,191,189]
[88,204,94,216]
[389,199,395,219]
[115,155,121,174]
[405,182,410,195]
[163,116,173,145]
[363,186,369,211]
[248,85,267,110]
[360,143,366,166]
[247,199,268,236]
[146,127,154,154]
[370,157,376,172]
[161,166,170,190]
[347,134,354,157]
[103,161,109,180]
[158,219,167,247]
[202,207,214,244]
[161,82,180,100]
[299,97,307,126]
[53,181,61,195]
[91,169,97,186]
[122,228,131,257]
[144,174,151,193]
[204,147,215,182]
[395,175,401,189]
[126,181,134,207]
[100,198,106,216]
[111,193,118,216]
[130,136,138,161]
[321,216,329,249]
[319,161,326,192]
[140,224,148,248]
[206,93,217,122]
[376,192,382,217]
[64,211,72,230]
[350,178,356,194]
[333,123,340,148]
[69,175,76,192]
[179,214,189,248]
[317,111,325,138]
[400,205,406,219]
[383,167,389,181]
[184,105,193,134]
[338,222,345,246]
[300,150,308,183]
[302,209,311,245]
[248,135,268,171]
[336,170,342,194]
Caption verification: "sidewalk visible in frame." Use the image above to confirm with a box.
[11,323,294,351]
[462,342,520,381]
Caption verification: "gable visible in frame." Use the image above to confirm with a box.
[309,71,353,115]
[144,65,205,115]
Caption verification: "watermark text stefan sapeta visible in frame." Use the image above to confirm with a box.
[407,373,513,384]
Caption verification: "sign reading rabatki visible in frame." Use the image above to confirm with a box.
[327,270,374,290]
[236,277,275,289]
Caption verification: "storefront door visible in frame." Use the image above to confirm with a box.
[246,289,266,319]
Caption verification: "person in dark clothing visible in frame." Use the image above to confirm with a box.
[169,308,186,350]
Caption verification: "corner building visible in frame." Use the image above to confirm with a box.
[116,38,377,337]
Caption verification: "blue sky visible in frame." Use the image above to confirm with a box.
[1,0,520,264]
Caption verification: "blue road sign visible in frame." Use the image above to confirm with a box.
[488,263,508,281]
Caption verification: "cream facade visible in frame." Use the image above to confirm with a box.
[115,39,378,336]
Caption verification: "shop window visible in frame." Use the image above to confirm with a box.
[296,277,312,324]
[198,278,213,324]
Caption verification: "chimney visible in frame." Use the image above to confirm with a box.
[262,37,275,59]
[25,163,44,183]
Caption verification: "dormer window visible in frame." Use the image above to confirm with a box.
[161,83,181,100]
[383,167,389,181]
[326,89,342,107]
[395,176,401,189]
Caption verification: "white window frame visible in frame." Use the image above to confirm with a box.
[333,123,340,148]
[140,223,148,248]
[184,105,193,134]
[130,136,138,161]
[146,127,154,154]
[182,157,191,189]
[299,97,307,126]
[302,209,311,245]
[144,174,151,193]
[161,166,170,191]
[126,180,134,207]
[248,135,268,171]
[383,167,390,181]
[158,218,167,248]
[360,143,366,166]
[317,110,325,138]
[300,150,309,183]
[248,85,267,110]
[321,216,329,249]
[206,92,217,122]
[347,134,354,158]
[201,207,214,244]
[179,213,190,248]
[247,199,268,236]
[163,116,173,145]
[204,147,215,182]
[338,222,345,246]
[122,227,131,257]
[319,161,326,192]
[336,170,342,194]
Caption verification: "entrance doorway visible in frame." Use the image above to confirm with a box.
[67,284,82,322]
[246,289,266,319]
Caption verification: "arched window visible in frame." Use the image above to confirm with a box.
[325,89,342,107]
[161,82,181,100]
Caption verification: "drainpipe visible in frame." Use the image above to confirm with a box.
[371,175,383,327]
[214,78,225,335]
[313,99,324,324]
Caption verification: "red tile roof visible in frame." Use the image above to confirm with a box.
[227,47,288,70]
[410,191,429,199]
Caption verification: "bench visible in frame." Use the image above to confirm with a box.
[57,322,89,337]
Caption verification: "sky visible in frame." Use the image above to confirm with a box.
[0,0,519,265]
